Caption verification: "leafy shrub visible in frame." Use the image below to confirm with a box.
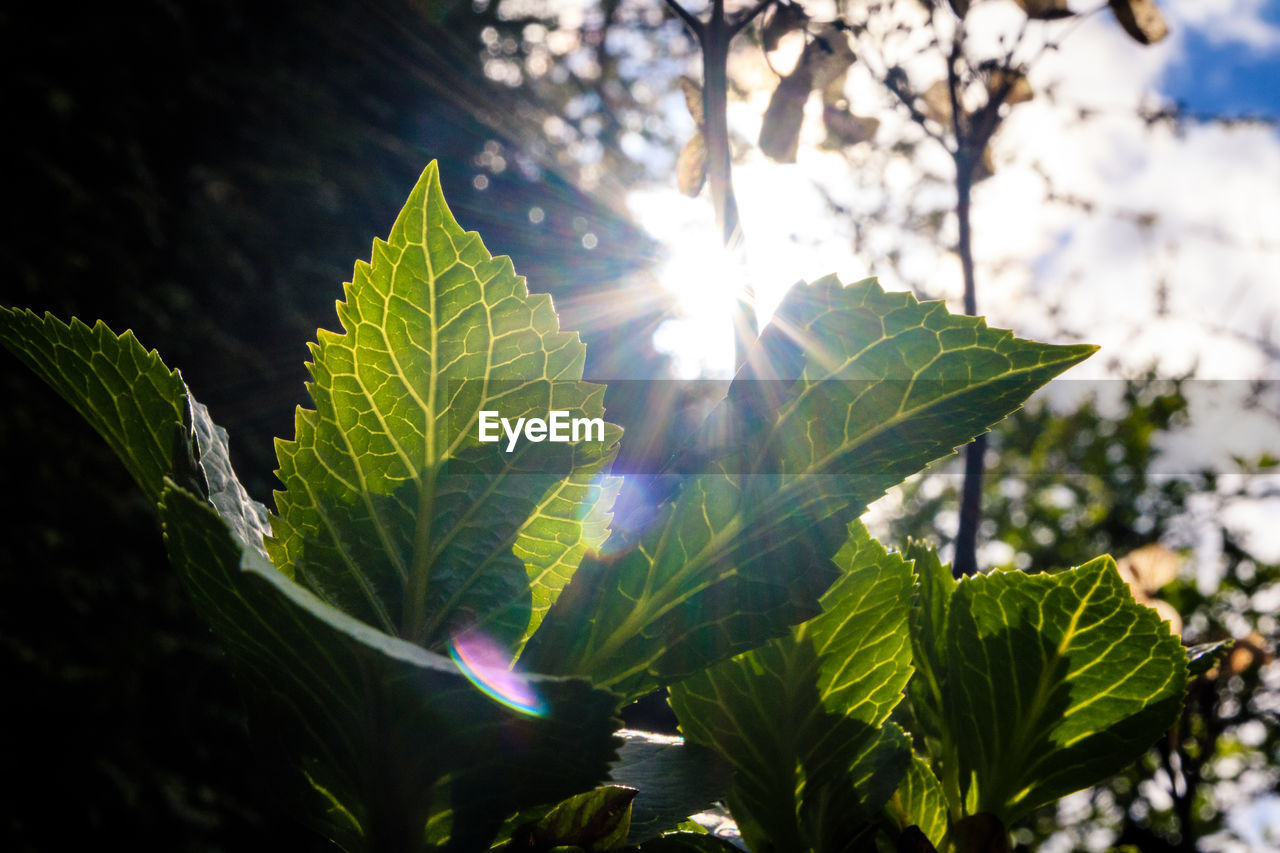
[0,163,1204,852]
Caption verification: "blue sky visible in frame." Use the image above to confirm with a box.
[1163,1,1280,117]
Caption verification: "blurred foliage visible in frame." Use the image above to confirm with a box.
[886,376,1280,852]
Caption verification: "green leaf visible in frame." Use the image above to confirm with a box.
[667,522,916,852]
[902,542,955,749]
[885,756,948,851]
[526,786,637,851]
[268,161,621,651]
[632,833,745,852]
[0,309,185,503]
[607,730,733,843]
[1187,639,1231,679]
[0,305,624,851]
[945,557,1188,822]
[525,276,1095,701]
[159,480,622,852]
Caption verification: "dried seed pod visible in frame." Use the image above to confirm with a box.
[1013,0,1073,20]
[761,0,809,53]
[759,69,813,162]
[759,26,854,162]
[679,75,704,125]
[922,79,953,125]
[807,25,856,92]
[987,69,1034,105]
[676,132,708,196]
[1117,544,1180,595]
[972,144,995,182]
[822,106,880,147]
[1109,0,1169,44]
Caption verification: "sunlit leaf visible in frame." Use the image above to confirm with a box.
[160,480,622,852]
[946,557,1188,822]
[0,309,185,503]
[525,276,1095,702]
[886,756,948,850]
[523,785,637,850]
[666,523,917,851]
[0,306,624,851]
[268,161,621,652]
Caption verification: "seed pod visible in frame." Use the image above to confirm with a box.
[676,132,708,196]
[679,75,704,125]
[987,69,1033,106]
[761,0,809,53]
[760,69,813,162]
[1013,0,1073,20]
[676,76,707,196]
[922,79,952,125]
[822,105,880,147]
[1108,0,1168,44]
[759,26,854,162]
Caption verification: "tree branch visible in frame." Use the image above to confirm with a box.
[662,0,705,39]
[730,0,775,36]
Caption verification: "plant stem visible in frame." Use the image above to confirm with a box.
[949,33,984,579]
[668,0,760,371]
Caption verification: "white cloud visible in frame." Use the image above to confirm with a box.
[1163,0,1280,51]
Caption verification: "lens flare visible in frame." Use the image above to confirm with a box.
[448,630,547,717]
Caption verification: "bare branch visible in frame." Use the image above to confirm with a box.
[730,0,776,36]
[662,0,705,40]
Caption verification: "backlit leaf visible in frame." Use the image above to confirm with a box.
[268,161,621,652]
[525,276,1096,702]
[886,756,948,850]
[945,557,1187,822]
[0,309,185,503]
[160,481,621,852]
[666,523,917,851]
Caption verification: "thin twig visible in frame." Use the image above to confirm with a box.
[730,0,776,36]
[662,0,705,38]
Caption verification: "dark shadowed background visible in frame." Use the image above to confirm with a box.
[0,2,669,848]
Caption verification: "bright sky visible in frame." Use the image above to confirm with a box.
[632,0,1280,381]
[625,6,1280,846]
[628,0,1280,555]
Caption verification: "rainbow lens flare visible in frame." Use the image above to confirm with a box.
[448,629,547,717]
